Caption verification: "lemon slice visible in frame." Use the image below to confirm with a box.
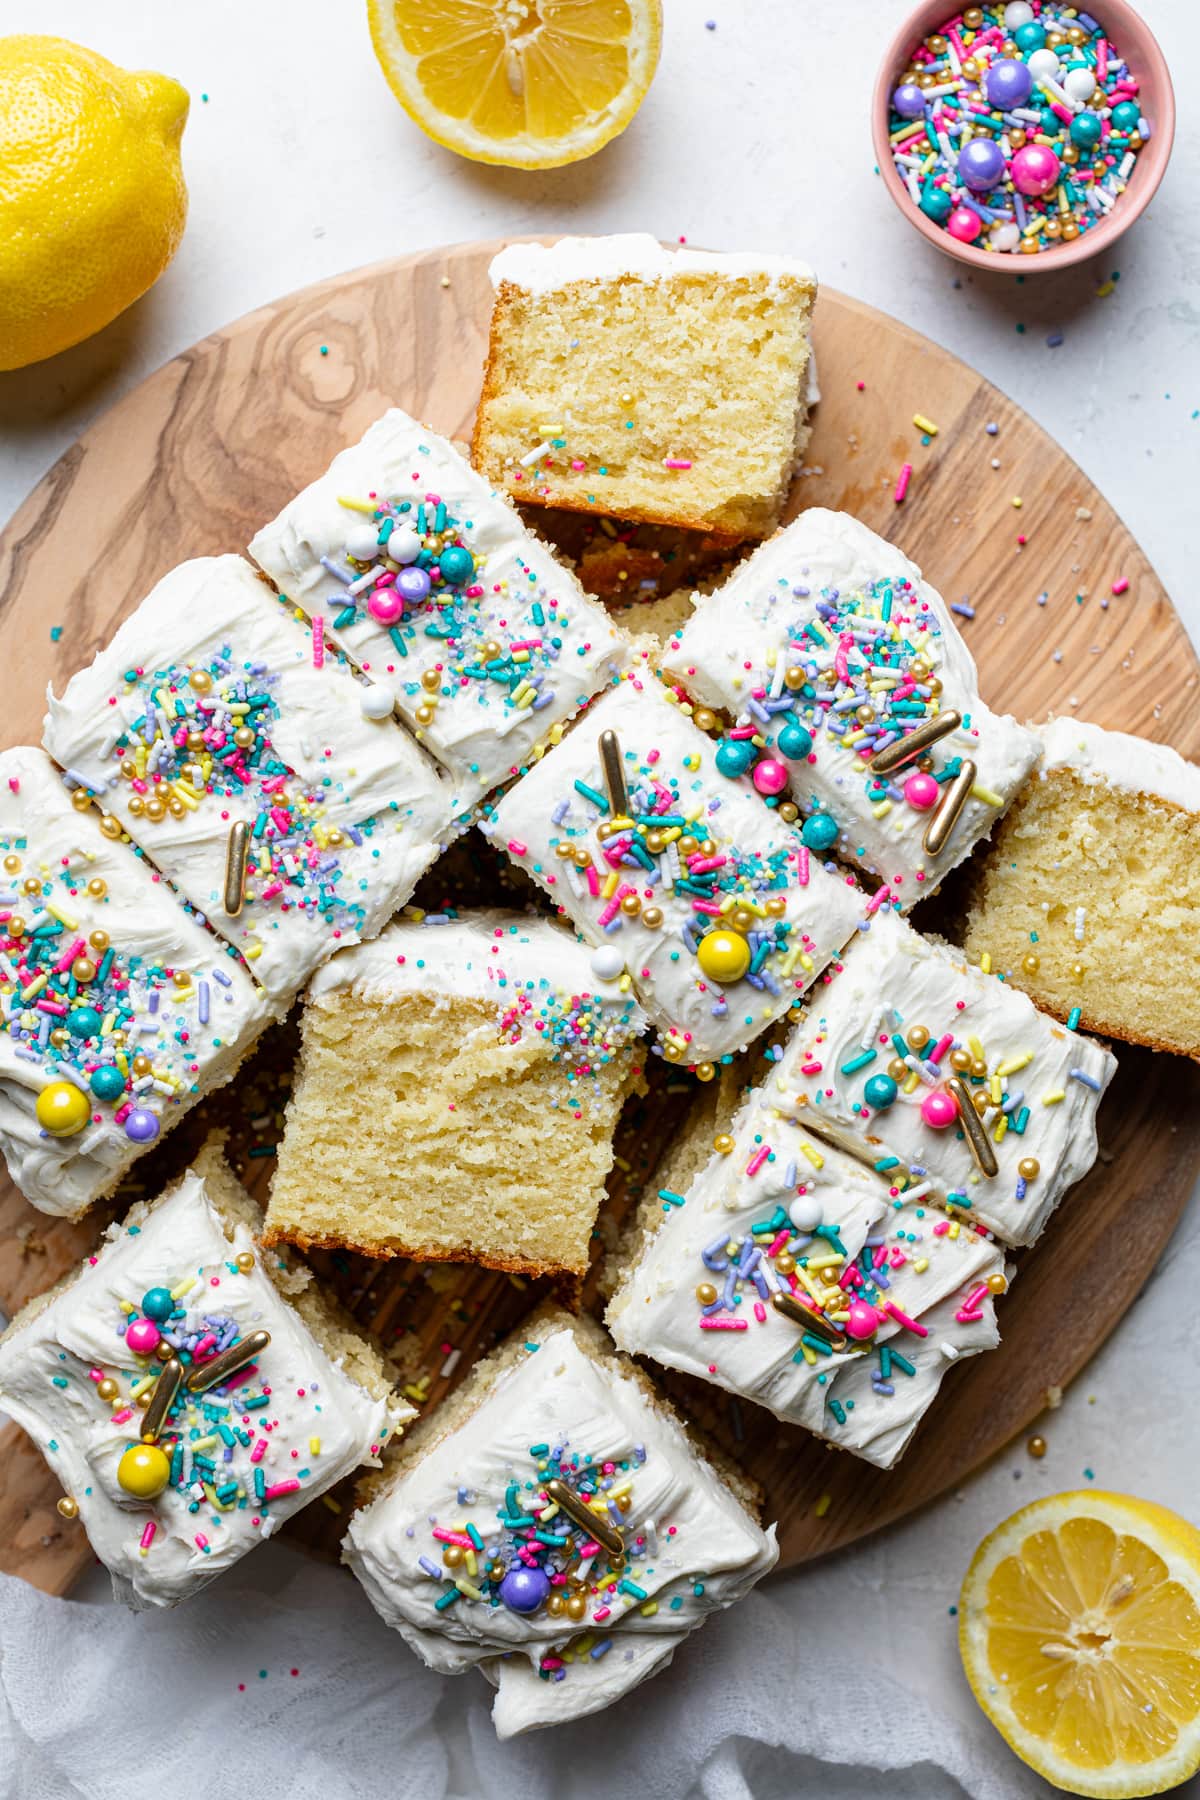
[960,1492,1200,1798]
[366,0,662,168]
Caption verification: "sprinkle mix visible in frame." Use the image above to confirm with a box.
[889,2,1153,255]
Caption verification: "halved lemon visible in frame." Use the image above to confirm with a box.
[959,1492,1200,1797]
[366,0,662,169]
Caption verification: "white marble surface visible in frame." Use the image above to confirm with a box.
[1,2,1198,1795]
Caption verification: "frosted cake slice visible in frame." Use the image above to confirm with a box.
[479,673,865,1067]
[963,715,1200,1057]
[665,510,1041,905]
[43,555,456,1003]
[474,234,817,542]
[248,408,628,810]
[0,746,271,1219]
[343,1306,777,1738]
[607,1070,1007,1470]
[0,1144,406,1608]
[266,910,646,1277]
[783,907,1117,1246]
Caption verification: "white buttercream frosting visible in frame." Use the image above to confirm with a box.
[480,672,865,1063]
[43,555,455,1002]
[248,409,628,810]
[0,1161,400,1608]
[781,908,1116,1246]
[0,746,271,1219]
[665,510,1042,905]
[489,234,816,296]
[608,1094,1006,1470]
[343,1322,777,1737]
[1038,715,1200,812]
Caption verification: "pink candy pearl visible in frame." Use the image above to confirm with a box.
[845,1299,880,1341]
[947,207,983,243]
[1010,144,1061,196]
[367,589,404,626]
[125,1317,161,1356]
[752,758,789,797]
[921,1088,960,1131]
[904,771,940,811]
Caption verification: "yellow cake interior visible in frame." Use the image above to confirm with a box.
[962,766,1200,1057]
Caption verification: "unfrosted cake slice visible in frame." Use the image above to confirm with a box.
[343,1305,777,1738]
[781,907,1116,1247]
[478,671,865,1069]
[0,1142,406,1608]
[474,235,817,542]
[43,555,456,1002]
[607,1078,1009,1470]
[248,408,627,810]
[962,716,1200,1057]
[265,910,646,1278]
[0,746,271,1219]
[664,509,1041,906]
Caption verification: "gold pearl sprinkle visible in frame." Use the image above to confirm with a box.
[1027,1435,1047,1460]
[56,1497,79,1520]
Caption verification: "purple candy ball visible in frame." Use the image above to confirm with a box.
[957,136,1006,192]
[892,81,926,120]
[124,1107,160,1144]
[984,57,1033,110]
[498,1564,551,1615]
[397,566,432,604]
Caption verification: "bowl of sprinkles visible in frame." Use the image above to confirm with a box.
[872,0,1175,268]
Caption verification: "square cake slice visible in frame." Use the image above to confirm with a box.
[782,907,1117,1246]
[0,1143,406,1608]
[248,408,627,809]
[664,509,1042,905]
[0,746,271,1219]
[479,673,865,1067]
[43,555,456,1003]
[963,716,1200,1057]
[474,235,817,542]
[343,1306,777,1738]
[607,1067,1008,1470]
[265,910,646,1277]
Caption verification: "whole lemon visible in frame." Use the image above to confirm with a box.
[0,36,188,371]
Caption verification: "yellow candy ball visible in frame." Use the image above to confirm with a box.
[116,1442,171,1499]
[35,1081,90,1137]
[696,930,751,984]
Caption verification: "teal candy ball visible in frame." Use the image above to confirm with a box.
[1070,110,1103,149]
[89,1064,126,1102]
[1014,20,1046,52]
[801,813,839,852]
[920,187,953,224]
[67,1006,102,1039]
[715,739,755,778]
[1111,99,1141,132]
[777,722,813,760]
[438,545,475,585]
[864,1073,899,1110]
[140,1286,174,1322]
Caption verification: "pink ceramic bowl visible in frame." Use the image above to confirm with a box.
[871,0,1176,272]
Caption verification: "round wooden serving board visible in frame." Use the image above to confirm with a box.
[1,239,1198,1602]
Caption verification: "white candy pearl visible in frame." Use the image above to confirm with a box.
[1026,47,1061,83]
[344,524,380,562]
[1003,1,1034,26]
[1062,66,1096,103]
[359,684,396,721]
[386,526,421,565]
[590,946,625,983]
[989,222,1022,252]
[788,1192,824,1233]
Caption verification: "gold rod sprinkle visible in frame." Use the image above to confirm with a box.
[771,1290,848,1352]
[597,730,627,817]
[223,821,249,917]
[946,1075,1000,1178]
[140,1356,183,1443]
[923,757,976,856]
[543,1476,624,1557]
[186,1329,271,1394]
[868,710,962,775]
